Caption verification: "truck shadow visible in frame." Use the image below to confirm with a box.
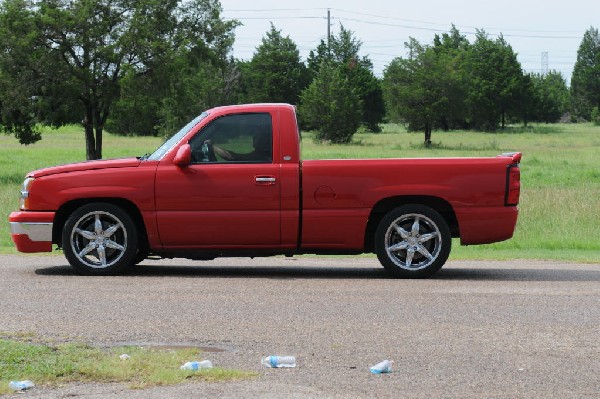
[434,267,600,282]
[34,263,600,282]
[35,264,390,279]
[131,264,391,279]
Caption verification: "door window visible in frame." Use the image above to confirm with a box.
[189,113,273,164]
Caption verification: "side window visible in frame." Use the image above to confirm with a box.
[189,113,273,164]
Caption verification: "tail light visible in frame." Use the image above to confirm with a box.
[505,164,521,206]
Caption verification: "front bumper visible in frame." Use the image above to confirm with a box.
[9,212,55,253]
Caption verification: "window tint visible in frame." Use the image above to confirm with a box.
[189,113,273,164]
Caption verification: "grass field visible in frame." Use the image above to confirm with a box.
[1,122,599,262]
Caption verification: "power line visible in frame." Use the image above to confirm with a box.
[223,7,584,39]
[330,8,583,34]
[333,16,581,39]
[223,8,325,12]
[224,16,324,20]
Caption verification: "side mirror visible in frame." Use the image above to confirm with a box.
[173,144,191,167]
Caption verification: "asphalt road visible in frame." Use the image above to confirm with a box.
[1,255,598,398]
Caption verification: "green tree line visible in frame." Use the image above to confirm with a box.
[0,1,598,157]
[382,26,576,145]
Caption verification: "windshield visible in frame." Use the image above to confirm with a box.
[145,112,209,161]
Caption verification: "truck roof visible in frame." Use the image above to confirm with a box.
[207,103,295,114]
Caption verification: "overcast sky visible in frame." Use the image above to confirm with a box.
[219,0,599,83]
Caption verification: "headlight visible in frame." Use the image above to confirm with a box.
[20,177,34,210]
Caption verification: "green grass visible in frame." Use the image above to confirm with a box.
[2,122,599,262]
[0,334,254,395]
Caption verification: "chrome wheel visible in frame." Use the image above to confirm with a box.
[70,211,127,268]
[384,213,441,271]
[62,203,138,275]
[375,205,451,278]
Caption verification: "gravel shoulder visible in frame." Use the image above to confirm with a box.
[1,255,599,398]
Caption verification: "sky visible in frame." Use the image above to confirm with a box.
[219,0,600,83]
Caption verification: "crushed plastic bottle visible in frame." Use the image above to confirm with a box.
[9,380,35,391]
[119,354,131,361]
[261,356,296,368]
[370,360,393,374]
[180,360,213,371]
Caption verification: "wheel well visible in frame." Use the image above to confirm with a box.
[53,198,148,250]
[364,196,459,252]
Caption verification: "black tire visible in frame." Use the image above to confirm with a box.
[62,203,139,275]
[133,249,149,265]
[375,205,451,278]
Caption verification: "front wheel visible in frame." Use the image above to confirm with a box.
[375,205,451,278]
[62,203,139,275]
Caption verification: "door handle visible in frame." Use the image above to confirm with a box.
[255,176,276,185]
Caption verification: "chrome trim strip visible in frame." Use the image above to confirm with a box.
[10,222,53,242]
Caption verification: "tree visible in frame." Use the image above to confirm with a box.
[306,39,329,81]
[383,37,466,145]
[299,61,362,144]
[109,39,239,137]
[0,0,237,159]
[465,31,525,130]
[239,23,308,105]
[529,71,570,123]
[0,0,51,144]
[433,25,470,54]
[571,27,600,120]
[431,25,470,130]
[515,73,536,126]
[307,26,385,132]
[383,41,435,145]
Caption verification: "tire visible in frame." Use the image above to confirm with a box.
[133,249,149,265]
[62,203,139,275]
[375,205,451,278]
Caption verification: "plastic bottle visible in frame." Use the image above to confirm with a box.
[370,360,393,374]
[8,380,35,391]
[261,356,296,368]
[180,360,213,371]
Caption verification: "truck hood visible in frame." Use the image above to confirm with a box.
[28,158,142,178]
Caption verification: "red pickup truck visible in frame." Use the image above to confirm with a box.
[9,103,521,278]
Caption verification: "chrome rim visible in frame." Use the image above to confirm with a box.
[70,211,127,269]
[384,213,442,270]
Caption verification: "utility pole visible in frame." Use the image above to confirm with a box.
[327,9,331,55]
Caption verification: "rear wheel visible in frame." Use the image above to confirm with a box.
[62,203,138,275]
[375,205,451,278]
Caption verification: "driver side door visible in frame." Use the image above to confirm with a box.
[154,112,281,249]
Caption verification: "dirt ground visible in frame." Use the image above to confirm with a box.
[1,255,598,398]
